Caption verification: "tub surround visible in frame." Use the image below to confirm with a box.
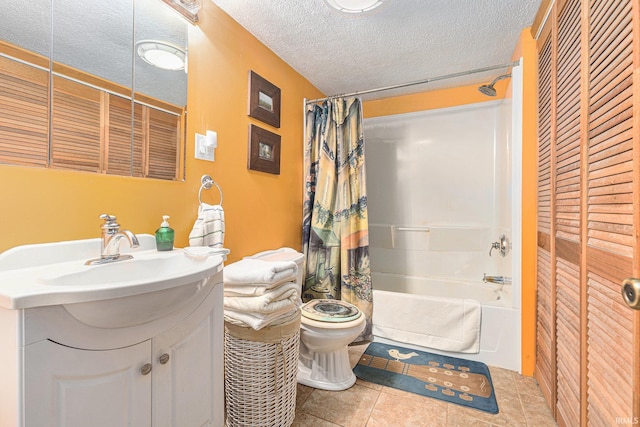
[364,101,515,284]
[365,94,522,372]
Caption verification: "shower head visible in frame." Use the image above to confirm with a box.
[478,84,498,97]
[478,73,512,97]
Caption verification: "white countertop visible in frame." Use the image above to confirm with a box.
[0,236,224,310]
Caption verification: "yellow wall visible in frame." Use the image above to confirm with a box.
[363,80,510,118]
[362,28,538,376]
[0,1,323,263]
[514,28,538,377]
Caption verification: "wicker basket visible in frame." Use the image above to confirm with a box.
[224,314,300,427]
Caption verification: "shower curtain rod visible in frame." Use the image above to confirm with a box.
[305,60,520,104]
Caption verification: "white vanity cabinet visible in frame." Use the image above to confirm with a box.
[152,298,222,427]
[0,265,224,427]
[25,339,153,427]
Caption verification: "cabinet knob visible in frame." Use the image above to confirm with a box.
[159,353,170,364]
[140,363,152,376]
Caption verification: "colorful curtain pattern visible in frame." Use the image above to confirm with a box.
[302,97,372,341]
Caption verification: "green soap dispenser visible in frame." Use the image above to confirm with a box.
[155,215,174,251]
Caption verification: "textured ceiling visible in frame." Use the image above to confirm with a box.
[211,0,542,100]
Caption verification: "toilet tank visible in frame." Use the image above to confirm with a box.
[244,248,304,287]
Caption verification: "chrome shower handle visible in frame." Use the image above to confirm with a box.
[489,242,500,256]
[489,235,510,257]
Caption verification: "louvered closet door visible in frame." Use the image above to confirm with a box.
[536,30,555,410]
[586,0,637,423]
[555,0,582,424]
[536,0,640,424]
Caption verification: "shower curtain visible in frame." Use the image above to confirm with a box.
[302,96,372,341]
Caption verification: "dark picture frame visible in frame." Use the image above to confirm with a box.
[248,124,281,175]
[248,71,281,128]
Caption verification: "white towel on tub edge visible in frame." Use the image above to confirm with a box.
[372,289,481,354]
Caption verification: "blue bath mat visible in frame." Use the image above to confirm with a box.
[354,342,498,414]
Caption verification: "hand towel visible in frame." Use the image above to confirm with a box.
[224,282,301,313]
[223,258,297,286]
[189,203,225,248]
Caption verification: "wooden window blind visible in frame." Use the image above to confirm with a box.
[51,76,102,172]
[0,56,49,167]
[106,93,135,176]
[146,108,179,180]
[0,50,182,180]
[132,102,146,178]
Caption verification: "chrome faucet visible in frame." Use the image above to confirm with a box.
[482,274,512,285]
[86,214,139,265]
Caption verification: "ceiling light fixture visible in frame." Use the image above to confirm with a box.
[161,0,201,24]
[136,40,186,71]
[325,0,386,14]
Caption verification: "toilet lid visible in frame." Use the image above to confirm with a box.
[301,299,361,323]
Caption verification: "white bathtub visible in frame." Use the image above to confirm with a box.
[371,272,521,372]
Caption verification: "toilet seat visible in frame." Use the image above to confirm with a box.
[301,299,362,329]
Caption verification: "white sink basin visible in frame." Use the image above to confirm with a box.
[0,234,157,272]
[39,252,211,288]
[0,236,224,328]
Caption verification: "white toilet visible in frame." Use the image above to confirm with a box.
[297,298,365,390]
[245,248,365,391]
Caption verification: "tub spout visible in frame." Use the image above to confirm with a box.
[482,274,512,285]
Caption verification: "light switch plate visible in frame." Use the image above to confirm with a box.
[195,133,215,161]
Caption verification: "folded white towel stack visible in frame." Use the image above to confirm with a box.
[189,203,225,248]
[223,258,297,286]
[223,258,301,330]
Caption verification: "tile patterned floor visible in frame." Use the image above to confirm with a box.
[292,343,557,427]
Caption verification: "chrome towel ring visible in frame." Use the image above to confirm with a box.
[198,174,223,206]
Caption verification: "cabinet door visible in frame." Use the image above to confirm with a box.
[24,339,152,427]
[153,306,223,427]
